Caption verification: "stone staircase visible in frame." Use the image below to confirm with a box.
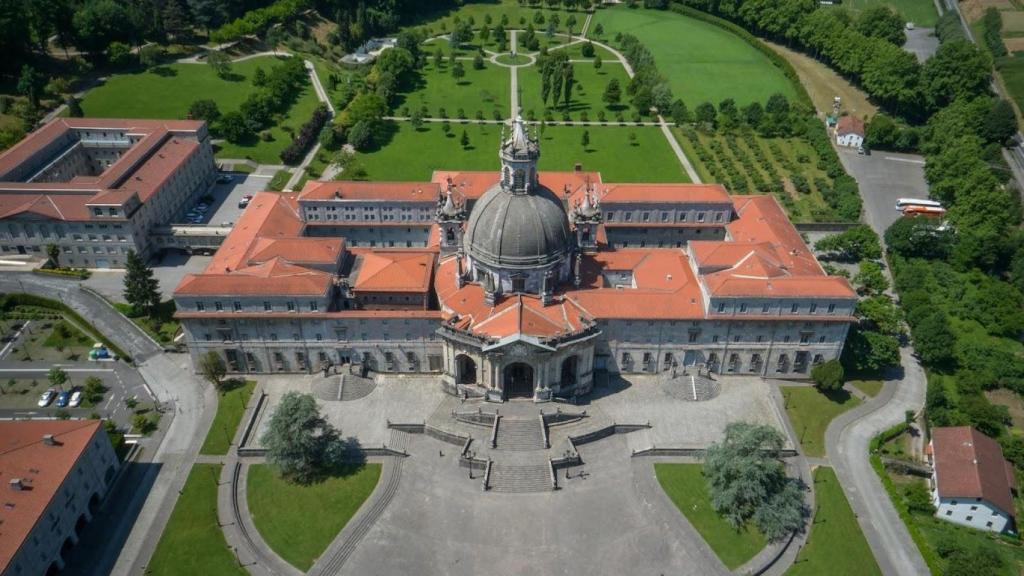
[488,463,552,493]
[495,418,546,451]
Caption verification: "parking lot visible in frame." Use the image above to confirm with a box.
[837,148,931,236]
[174,168,275,227]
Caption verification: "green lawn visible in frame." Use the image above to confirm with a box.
[554,39,620,61]
[518,61,632,121]
[397,60,510,118]
[781,386,861,457]
[591,6,798,108]
[353,121,688,182]
[851,379,884,398]
[80,56,320,164]
[997,56,1024,123]
[655,463,767,569]
[836,0,938,27]
[200,380,256,455]
[786,467,881,576]
[147,464,246,576]
[407,1,580,35]
[247,463,382,571]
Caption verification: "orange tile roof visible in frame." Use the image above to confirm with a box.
[176,257,333,296]
[298,180,440,201]
[248,237,344,265]
[0,194,92,221]
[836,116,865,137]
[577,183,731,205]
[352,251,435,292]
[0,420,103,571]
[932,427,1016,518]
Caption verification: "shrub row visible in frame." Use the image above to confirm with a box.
[280,104,331,165]
[32,268,91,279]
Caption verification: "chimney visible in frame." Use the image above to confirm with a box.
[42,434,55,446]
[9,478,23,491]
[574,163,583,172]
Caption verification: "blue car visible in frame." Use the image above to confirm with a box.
[55,390,70,408]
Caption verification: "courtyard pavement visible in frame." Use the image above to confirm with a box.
[84,251,211,303]
[903,28,939,63]
[336,432,730,576]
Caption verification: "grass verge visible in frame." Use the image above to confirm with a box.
[654,462,766,569]
[247,463,382,571]
[781,386,861,457]
[200,380,256,455]
[147,464,246,576]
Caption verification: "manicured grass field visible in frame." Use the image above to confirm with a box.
[655,463,767,569]
[838,0,939,27]
[354,121,688,182]
[781,386,861,457]
[518,61,631,121]
[407,1,578,34]
[200,380,256,455]
[786,467,881,576]
[997,56,1024,120]
[591,6,798,108]
[397,60,510,118]
[79,56,320,164]
[247,463,382,571]
[851,379,884,398]
[555,39,620,61]
[765,41,877,118]
[147,464,245,576]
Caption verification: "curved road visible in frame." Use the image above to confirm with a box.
[825,347,928,575]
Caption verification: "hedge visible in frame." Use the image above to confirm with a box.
[33,267,91,279]
[667,3,814,110]
[0,293,131,362]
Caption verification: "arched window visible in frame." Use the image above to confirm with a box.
[513,168,525,189]
[446,228,456,243]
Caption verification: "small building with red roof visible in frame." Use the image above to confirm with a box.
[929,426,1017,534]
[174,116,856,398]
[0,118,216,267]
[835,116,865,149]
[0,420,119,575]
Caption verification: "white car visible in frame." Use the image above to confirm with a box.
[69,391,82,407]
[37,389,55,407]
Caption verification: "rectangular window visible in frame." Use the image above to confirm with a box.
[800,334,810,344]
[233,301,241,311]
[196,302,205,312]
[809,303,817,314]
[791,303,799,314]
[214,302,223,311]
[688,332,698,343]
[642,212,650,222]
[309,301,318,311]
[287,302,295,312]
[739,303,747,313]
[697,212,705,223]
[712,335,719,343]
[717,303,725,313]
[263,302,271,311]
[828,303,836,314]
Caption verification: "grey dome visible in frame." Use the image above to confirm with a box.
[465,184,572,270]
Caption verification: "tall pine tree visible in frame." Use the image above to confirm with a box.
[123,250,161,316]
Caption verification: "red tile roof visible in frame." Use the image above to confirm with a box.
[0,118,207,221]
[430,170,599,202]
[932,426,1016,518]
[352,251,435,292]
[0,420,104,571]
[298,180,441,202]
[580,183,731,205]
[836,116,865,138]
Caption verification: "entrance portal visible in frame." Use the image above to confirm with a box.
[456,354,477,385]
[504,362,534,399]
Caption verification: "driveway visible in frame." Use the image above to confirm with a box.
[903,28,939,63]
[175,170,269,227]
[836,149,930,238]
[84,251,211,303]
[825,347,929,575]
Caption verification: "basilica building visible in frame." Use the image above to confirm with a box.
[174,117,857,401]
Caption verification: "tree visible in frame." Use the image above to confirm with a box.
[581,41,595,58]
[695,102,717,127]
[841,326,900,373]
[433,46,443,68]
[198,351,227,391]
[984,99,1018,145]
[83,376,106,405]
[17,65,41,107]
[189,0,226,36]
[811,360,844,391]
[922,40,991,109]
[854,260,889,296]
[856,6,905,46]
[581,129,590,149]
[218,111,252,142]
[139,44,164,68]
[347,120,373,151]
[912,311,957,368]
[122,249,161,316]
[472,53,485,70]
[814,225,882,261]
[856,296,903,336]
[188,99,220,123]
[207,50,232,79]
[704,422,807,541]
[670,99,690,126]
[262,392,353,484]
[65,96,84,118]
[410,108,424,130]
[593,54,602,70]
[602,78,621,106]
[451,61,466,82]
[594,23,604,37]
[74,0,130,53]
[107,41,134,67]
[48,367,68,390]
[46,244,60,268]
[460,129,470,148]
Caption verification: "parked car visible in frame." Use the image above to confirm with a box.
[195,204,209,213]
[38,389,55,407]
[55,390,70,408]
[216,174,233,184]
[69,390,82,407]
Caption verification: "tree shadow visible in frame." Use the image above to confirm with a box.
[221,71,246,82]
[150,66,177,77]
[218,377,247,394]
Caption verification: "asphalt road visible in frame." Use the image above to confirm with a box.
[836,148,930,238]
[175,170,268,227]
[825,348,929,576]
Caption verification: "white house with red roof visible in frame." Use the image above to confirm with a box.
[835,116,865,148]
[0,118,216,267]
[929,426,1017,533]
[174,117,857,399]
